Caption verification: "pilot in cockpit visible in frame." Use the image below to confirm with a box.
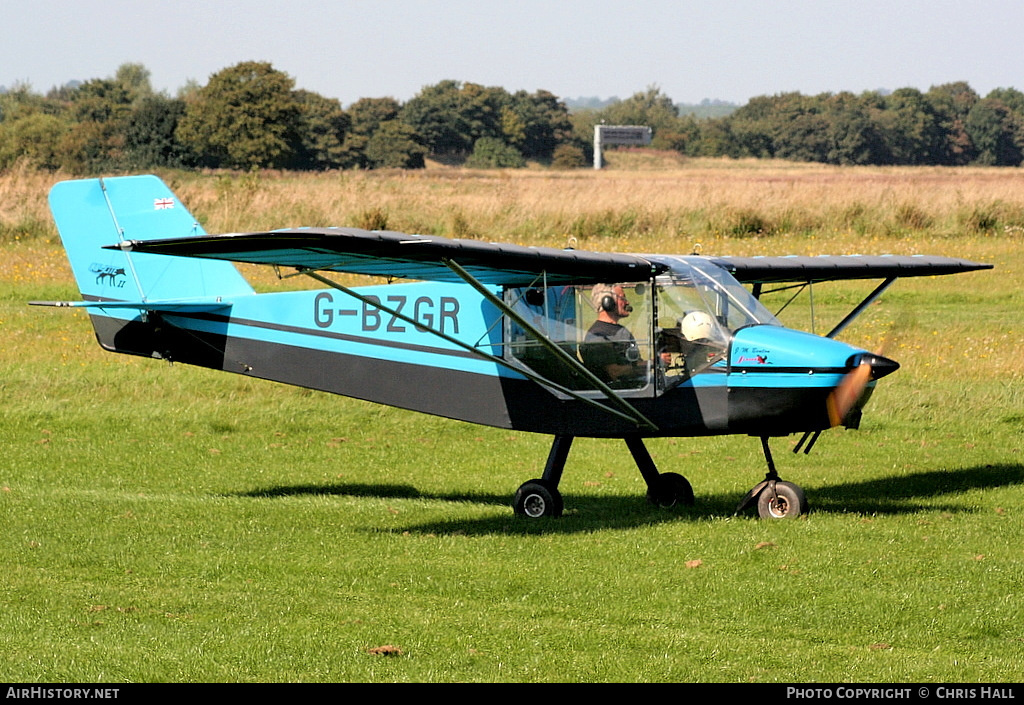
[661,310,726,376]
[580,283,670,388]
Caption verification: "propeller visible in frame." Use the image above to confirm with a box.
[826,350,900,428]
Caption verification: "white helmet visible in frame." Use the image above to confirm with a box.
[680,311,716,341]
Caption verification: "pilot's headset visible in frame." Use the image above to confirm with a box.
[593,284,633,314]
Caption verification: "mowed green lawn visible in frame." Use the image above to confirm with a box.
[2,231,1022,682]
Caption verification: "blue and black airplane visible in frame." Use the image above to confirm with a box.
[38,175,992,519]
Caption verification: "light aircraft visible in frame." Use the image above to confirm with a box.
[38,175,991,519]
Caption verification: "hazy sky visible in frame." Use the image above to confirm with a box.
[4,1,1022,106]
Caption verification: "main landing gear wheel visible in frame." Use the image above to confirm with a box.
[646,472,695,508]
[756,481,808,519]
[513,479,563,518]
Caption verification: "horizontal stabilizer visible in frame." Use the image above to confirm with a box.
[29,298,233,312]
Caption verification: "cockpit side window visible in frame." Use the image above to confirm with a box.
[655,275,730,385]
[577,283,654,390]
[503,282,656,394]
[504,285,588,390]
[502,260,774,396]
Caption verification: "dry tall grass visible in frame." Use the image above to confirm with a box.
[2,156,1019,289]
[5,157,1024,247]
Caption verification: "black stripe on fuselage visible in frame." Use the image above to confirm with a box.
[87,310,842,438]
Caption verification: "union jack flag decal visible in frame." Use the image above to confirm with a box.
[154,198,174,210]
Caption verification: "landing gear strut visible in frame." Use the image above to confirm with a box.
[735,436,809,519]
[623,435,694,508]
[512,434,694,518]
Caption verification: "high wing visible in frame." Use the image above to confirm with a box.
[113,229,991,287]
[111,228,666,286]
[695,253,992,340]
[702,254,992,283]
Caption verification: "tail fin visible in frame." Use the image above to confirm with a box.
[48,175,254,303]
[46,175,253,363]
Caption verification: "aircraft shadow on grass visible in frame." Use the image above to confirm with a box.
[233,463,1024,535]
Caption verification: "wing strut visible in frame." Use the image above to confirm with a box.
[826,277,896,339]
[297,268,655,429]
[442,258,658,432]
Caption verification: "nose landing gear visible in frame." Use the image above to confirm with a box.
[735,436,809,519]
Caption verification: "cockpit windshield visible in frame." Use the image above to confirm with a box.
[504,256,780,396]
[651,255,780,333]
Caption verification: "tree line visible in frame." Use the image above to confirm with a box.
[2,61,1022,173]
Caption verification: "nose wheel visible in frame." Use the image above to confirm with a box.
[755,480,807,519]
[735,437,809,519]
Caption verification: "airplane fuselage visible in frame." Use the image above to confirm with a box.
[85,277,871,439]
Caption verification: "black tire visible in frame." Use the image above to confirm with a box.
[756,481,808,519]
[646,471,695,508]
[513,480,563,518]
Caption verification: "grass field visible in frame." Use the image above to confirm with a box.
[2,159,1022,682]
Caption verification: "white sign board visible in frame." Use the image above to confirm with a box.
[594,125,653,168]
[596,126,653,145]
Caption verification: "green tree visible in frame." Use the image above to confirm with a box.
[68,78,132,123]
[114,63,154,105]
[459,83,509,142]
[401,80,476,156]
[729,92,830,161]
[726,93,797,158]
[550,143,587,169]
[1,83,53,123]
[692,117,741,158]
[402,81,574,163]
[823,92,891,165]
[58,119,124,174]
[365,120,426,168]
[965,98,1024,166]
[55,78,135,172]
[464,137,525,168]
[986,87,1024,114]
[401,80,512,157]
[349,97,401,136]
[176,61,302,169]
[123,94,190,169]
[338,97,402,168]
[505,90,573,159]
[879,88,946,165]
[0,112,70,169]
[291,90,350,170]
[926,82,979,165]
[598,86,680,137]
